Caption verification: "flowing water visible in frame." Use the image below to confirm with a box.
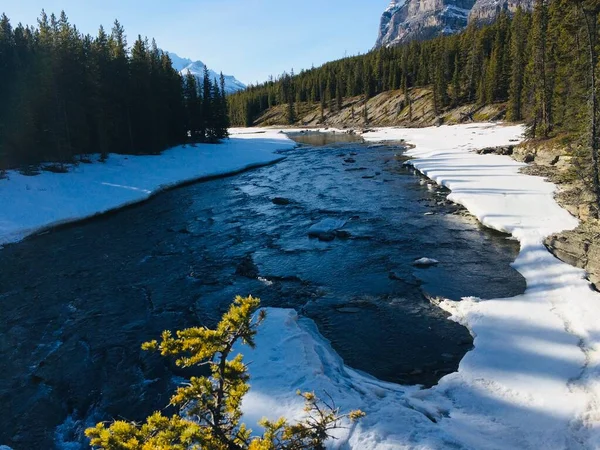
[0,134,526,449]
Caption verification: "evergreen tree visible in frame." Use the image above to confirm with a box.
[507,7,528,121]
[86,296,364,450]
[526,0,552,138]
[575,0,600,216]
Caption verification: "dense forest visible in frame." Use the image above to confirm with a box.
[0,11,229,170]
[229,0,595,139]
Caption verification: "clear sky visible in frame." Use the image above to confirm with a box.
[1,0,390,85]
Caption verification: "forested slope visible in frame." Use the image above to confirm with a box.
[229,0,591,140]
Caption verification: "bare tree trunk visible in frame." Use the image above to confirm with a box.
[579,0,600,218]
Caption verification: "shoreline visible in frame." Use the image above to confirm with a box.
[8,156,286,249]
[0,130,295,248]
[362,124,600,447]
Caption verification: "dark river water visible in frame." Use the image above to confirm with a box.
[0,134,526,449]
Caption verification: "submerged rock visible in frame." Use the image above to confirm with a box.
[335,230,352,239]
[272,197,292,206]
[308,218,347,242]
[335,307,362,314]
[235,255,259,278]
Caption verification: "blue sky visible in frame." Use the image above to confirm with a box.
[1,0,389,84]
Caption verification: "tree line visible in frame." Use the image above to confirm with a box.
[229,0,594,138]
[229,0,600,214]
[0,11,229,170]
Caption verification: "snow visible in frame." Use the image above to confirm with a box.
[239,123,600,449]
[0,129,294,247]
[443,5,472,18]
[413,257,439,267]
[167,51,247,94]
[385,0,407,13]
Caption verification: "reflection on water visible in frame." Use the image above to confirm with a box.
[287,131,364,146]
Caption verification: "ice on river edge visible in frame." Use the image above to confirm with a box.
[242,124,600,449]
[2,124,599,449]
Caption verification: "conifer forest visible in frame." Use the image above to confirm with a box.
[0,11,229,170]
[229,0,597,141]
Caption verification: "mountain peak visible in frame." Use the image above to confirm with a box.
[375,0,534,48]
[166,51,246,94]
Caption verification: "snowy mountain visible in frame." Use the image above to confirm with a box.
[375,0,534,48]
[167,52,246,94]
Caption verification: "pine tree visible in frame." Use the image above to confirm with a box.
[451,53,461,107]
[202,65,213,140]
[507,7,528,121]
[575,0,600,216]
[86,296,364,450]
[526,0,552,138]
[336,72,343,111]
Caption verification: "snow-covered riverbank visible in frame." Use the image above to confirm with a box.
[240,124,600,449]
[0,129,294,247]
[3,123,598,449]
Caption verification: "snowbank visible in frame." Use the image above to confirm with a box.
[241,124,600,449]
[0,129,295,247]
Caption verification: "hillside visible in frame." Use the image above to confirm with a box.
[252,87,507,128]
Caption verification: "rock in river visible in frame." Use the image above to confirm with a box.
[272,197,292,206]
[413,257,440,267]
[308,218,347,241]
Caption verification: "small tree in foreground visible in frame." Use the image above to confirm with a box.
[86,296,364,450]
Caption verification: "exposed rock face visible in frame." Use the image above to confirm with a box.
[469,0,536,24]
[375,0,535,47]
[545,229,600,291]
[376,0,476,47]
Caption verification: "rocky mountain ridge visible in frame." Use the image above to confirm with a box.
[376,0,535,47]
[469,0,536,23]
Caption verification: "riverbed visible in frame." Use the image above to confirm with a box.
[0,134,526,449]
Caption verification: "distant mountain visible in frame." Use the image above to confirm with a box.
[167,52,246,94]
[375,0,535,48]
[376,0,475,48]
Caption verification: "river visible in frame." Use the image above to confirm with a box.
[0,133,526,449]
